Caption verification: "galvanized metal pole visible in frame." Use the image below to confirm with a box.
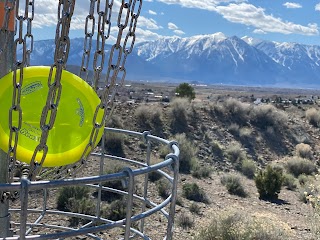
[0,0,15,236]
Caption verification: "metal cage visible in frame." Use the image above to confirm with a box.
[0,128,179,239]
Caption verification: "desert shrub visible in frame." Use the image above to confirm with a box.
[285,156,317,177]
[57,186,90,212]
[298,174,309,186]
[148,170,163,182]
[189,202,201,215]
[170,98,190,133]
[255,165,283,200]
[183,183,208,203]
[241,159,256,179]
[228,123,239,135]
[176,195,184,206]
[209,102,224,116]
[105,114,123,129]
[306,108,320,127]
[250,104,288,129]
[105,198,127,221]
[147,158,163,182]
[93,162,126,202]
[223,98,251,124]
[149,106,163,130]
[134,105,164,133]
[156,179,171,199]
[195,210,289,240]
[220,174,247,197]
[239,127,252,139]
[159,144,170,158]
[68,198,96,226]
[104,132,125,157]
[174,133,197,173]
[225,142,246,167]
[56,186,94,226]
[177,211,194,229]
[211,140,224,157]
[295,143,313,159]
[299,185,314,203]
[192,164,211,179]
[282,173,298,191]
[135,105,150,128]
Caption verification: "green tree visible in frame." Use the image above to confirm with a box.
[175,83,195,100]
[254,165,283,200]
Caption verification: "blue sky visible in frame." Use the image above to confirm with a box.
[31,0,320,45]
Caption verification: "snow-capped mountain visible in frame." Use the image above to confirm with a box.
[134,33,286,85]
[244,38,320,85]
[22,33,320,87]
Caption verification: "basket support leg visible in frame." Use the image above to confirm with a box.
[0,4,15,236]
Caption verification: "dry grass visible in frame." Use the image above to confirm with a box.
[220,174,247,197]
[295,143,313,159]
[195,209,291,240]
[306,108,320,127]
[225,142,246,167]
[170,98,191,134]
[250,104,288,130]
[285,156,317,177]
[174,133,197,174]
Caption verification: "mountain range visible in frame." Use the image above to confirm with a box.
[26,32,320,87]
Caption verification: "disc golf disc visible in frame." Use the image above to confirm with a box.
[0,66,104,167]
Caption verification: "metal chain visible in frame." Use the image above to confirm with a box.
[28,0,75,180]
[79,0,96,82]
[24,0,34,66]
[1,0,142,181]
[53,0,142,179]
[6,0,30,185]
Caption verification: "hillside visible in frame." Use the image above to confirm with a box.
[108,82,320,239]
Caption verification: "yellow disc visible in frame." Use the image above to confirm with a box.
[0,66,104,167]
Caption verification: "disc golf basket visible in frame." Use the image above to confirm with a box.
[0,1,179,239]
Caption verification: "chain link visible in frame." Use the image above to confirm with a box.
[6,0,30,185]
[28,0,75,180]
[2,0,142,181]
[79,0,97,82]
[24,0,34,66]
[53,0,142,179]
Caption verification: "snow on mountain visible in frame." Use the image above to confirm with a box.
[244,37,320,84]
[241,36,263,46]
[23,33,320,86]
[134,34,285,85]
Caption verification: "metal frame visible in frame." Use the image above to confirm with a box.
[0,7,15,236]
[0,128,179,240]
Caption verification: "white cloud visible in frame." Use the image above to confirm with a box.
[134,28,161,42]
[168,22,179,30]
[157,1,318,36]
[253,29,266,34]
[315,3,320,11]
[283,2,302,9]
[148,10,157,15]
[216,3,318,35]
[168,22,184,35]
[156,0,246,11]
[174,29,185,35]
[139,17,163,30]
[30,0,162,44]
